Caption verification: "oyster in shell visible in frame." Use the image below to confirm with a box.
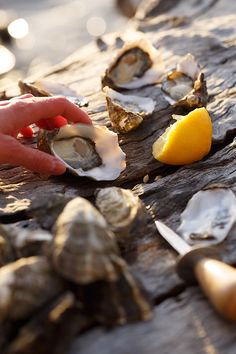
[102,39,162,90]
[162,53,208,108]
[178,185,236,246]
[4,292,89,354]
[38,123,126,181]
[19,78,88,107]
[0,256,66,323]
[51,197,124,284]
[104,86,155,133]
[95,187,151,249]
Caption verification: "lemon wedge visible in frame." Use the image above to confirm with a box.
[152,107,212,165]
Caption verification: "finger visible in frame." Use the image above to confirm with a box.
[8,96,92,130]
[0,134,66,175]
[0,94,34,107]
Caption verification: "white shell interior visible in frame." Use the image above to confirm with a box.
[176,53,200,80]
[178,188,236,246]
[51,124,126,181]
[104,87,155,115]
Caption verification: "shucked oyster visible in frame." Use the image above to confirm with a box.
[102,39,162,90]
[95,187,151,249]
[104,86,155,133]
[38,123,126,181]
[162,53,208,108]
[19,78,88,107]
[51,197,152,324]
[178,185,236,246]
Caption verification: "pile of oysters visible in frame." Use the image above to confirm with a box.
[0,188,153,354]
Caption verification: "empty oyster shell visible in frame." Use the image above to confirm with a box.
[102,39,162,90]
[104,86,155,133]
[51,197,125,284]
[178,185,236,246]
[38,123,126,181]
[19,79,88,107]
[162,53,208,108]
[0,256,66,323]
[95,187,151,249]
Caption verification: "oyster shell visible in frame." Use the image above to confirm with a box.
[4,292,89,354]
[0,226,15,267]
[18,79,88,107]
[0,256,66,323]
[104,86,155,133]
[51,197,124,284]
[162,53,208,108]
[37,123,126,181]
[178,185,236,246]
[102,39,162,90]
[95,187,151,249]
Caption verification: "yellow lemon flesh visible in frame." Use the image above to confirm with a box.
[152,107,212,165]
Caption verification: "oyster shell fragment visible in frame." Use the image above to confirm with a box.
[38,123,126,181]
[102,39,162,90]
[95,187,151,249]
[0,256,66,323]
[104,86,155,133]
[178,185,236,246]
[19,79,88,107]
[162,53,208,108]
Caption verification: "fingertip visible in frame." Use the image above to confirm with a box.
[50,158,67,175]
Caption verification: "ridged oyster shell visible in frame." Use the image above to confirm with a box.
[38,123,126,181]
[51,197,123,284]
[95,187,150,249]
[178,185,236,246]
[0,256,66,323]
[102,39,162,89]
[162,53,208,108]
[104,86,155,133]
[19,79,88,107]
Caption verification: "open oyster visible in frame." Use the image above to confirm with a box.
[162,53,208,108]
[178,185,236,246]
[38,123,126,181]
[102,39,162,90]
[95,187,151,249]
[104,86,155,133]
[19,78,88,107]
[0,256,66,323]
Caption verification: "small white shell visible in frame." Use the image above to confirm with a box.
[178,186,236,246]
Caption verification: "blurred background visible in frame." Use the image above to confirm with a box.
[0,0,134,91]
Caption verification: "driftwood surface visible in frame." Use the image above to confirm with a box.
[1,0,236,353]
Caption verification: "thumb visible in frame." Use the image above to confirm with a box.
[0,135,66,175]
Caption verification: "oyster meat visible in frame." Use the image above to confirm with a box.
[37,123,126,181]
[104,86,155,133]
[95,187,151,249]
[0,256,66,323]
[102,39,162,90]
[162,53,208,108]
[178,185,236,246]
[19,78,88,107]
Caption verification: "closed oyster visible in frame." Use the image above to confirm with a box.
[4,292,90,354]
[19,79,88,107]
[95,187,150,249]
[51,197,123,284]
[0,256,66,323]
[104,86,155,133]
[102,39,162,89]
[162,53,208,108]
[178,185,236,246]
[38,123,126,181]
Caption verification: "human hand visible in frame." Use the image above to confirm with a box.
[0,94,92,175]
